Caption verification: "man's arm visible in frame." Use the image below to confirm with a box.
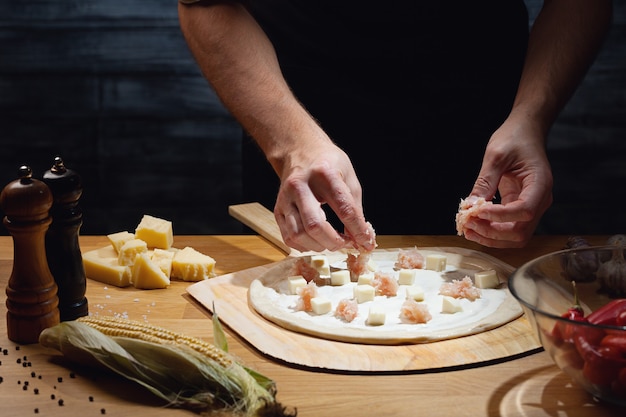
[465,0,613,248]
[512,0,613,134]
[178,1,376,252]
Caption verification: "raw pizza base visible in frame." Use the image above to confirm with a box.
[248,247,522,345]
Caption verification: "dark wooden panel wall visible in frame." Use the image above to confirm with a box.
[0,1,245,235]
[0,1,625,237]
[530,1,626,235]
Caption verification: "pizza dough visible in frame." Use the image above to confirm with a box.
[248,248,522,345]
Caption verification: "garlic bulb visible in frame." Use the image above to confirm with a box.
[596,244,626,297]
[561,236,599,282]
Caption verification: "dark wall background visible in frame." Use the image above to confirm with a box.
[0,1,625,236]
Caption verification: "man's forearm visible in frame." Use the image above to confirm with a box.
[511,0,612,135]
[178,1,328,175]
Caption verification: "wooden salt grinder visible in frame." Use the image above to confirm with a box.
[43,156,88,321]
[0,165,60,344]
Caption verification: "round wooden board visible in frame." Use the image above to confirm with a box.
[187,247,542,372]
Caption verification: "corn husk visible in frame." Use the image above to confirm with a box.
[39,319,296,417]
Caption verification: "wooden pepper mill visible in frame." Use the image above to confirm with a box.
[43,156,89,321]
[0,165,60,344]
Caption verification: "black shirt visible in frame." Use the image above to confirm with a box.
[242,1,529,234]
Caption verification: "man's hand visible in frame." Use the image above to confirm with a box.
[463,116,553,248]
[273,140,376,252]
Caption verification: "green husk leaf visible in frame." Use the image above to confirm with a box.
[212,303,275,393]
[39,321,294,416]
[212,301,229,353]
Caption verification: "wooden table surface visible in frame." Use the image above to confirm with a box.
[1,234,625,417]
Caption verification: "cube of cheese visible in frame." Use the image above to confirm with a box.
[310,254,330,276]
[310,297,332,315]
[354,284,375,303]
[366,257,378,272]
[131,253,170,289]
[330,270,351,286]
[151,248,176,278]
[406,285,425,301]
[367,306,386,326]
[474,269,499,289]
[288,275,307,295]
[357,273,374,286]
[425,254,447,272]
[117,239,148,266]
[135,214,174,249]
[397,269,416,285]
[107,231,135,254]
[171,246,216,281]
[441,296,463,314]
[82,246,131,287]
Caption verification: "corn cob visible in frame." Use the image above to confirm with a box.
[77,315,232,368]
[39,316,296,417]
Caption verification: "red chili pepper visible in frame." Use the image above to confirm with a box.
[552,282,587,343]
[620,366,626,387]
[601,334,626,352]
[581,344,626,386]
[587,299,626,326]
[617,310,626,327]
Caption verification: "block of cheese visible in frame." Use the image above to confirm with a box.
[171,246,216,281]
[288,275,307,295]
[82,246,131,287]
[441,296,463,314]
[398,269,416,285]
[117,239,148,266]
[425,254,447,272]
[135,214,174,249]
[357,273,374,286]
[107,231,135,254]
[354,284,375,303]
[151,248,176,278]
[366,257,378,272]
[474,269,499,289]
[310,297,332,315]
[131,252,170,289]
[310,254,330,277]
[330,270,350,286]
[367,306,386,326]
[406,285,425,301]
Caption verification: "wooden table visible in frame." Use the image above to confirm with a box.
[1,235,624,417]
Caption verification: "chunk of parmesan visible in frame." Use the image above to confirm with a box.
[135,214,174,249]
[82,246,131,288]
[117,239,148,267]
[107,231,135,254]
[151,248,176,278]
[131,252,170,289]
[171,246,216,281]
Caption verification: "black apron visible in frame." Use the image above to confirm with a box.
[242,0,529,234]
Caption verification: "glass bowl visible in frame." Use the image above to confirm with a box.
[509,245,626,406]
